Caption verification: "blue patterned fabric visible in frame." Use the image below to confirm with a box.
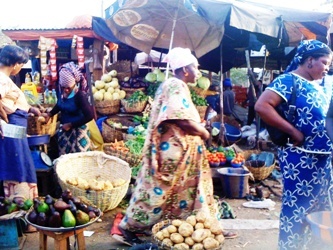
[267,73,333,249]
[285,40,331,73]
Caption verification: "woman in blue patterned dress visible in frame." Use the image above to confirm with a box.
[255,40,333,249]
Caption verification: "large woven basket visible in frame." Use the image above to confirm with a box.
[102,115,135,143]
[244,160,275,181]
[242,150,275,181]
[121,99,147,113]
[54,151,131,212]
[95,99,120,116]
[27,114,58,136]
[103,143,142,167]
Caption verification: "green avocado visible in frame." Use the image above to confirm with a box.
[62,209,76,227]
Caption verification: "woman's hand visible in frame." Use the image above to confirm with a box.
[290,129,304,146]
[173,119,210,140]
[62,123,72,131]
[29,106,41,117]
[0,103,8,123]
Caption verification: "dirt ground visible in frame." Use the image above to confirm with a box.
[20,177,282,250]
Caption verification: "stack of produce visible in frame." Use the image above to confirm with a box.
[93,70,127,115]
[206,146,245,168]
[0,196,33,217]
[152,211,225,249]
[121,90,149,113]
[92,70,127,102]
[25,189,100,228]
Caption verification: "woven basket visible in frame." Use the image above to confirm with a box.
[27,114,58,136]
[117,72,132,82]
[54,151,131,212]
[102,116,135,143]
[152,219,223,250]
[190,86,218,97]
[95,99,120,116]
[103,143,142,167]
[121,99,147,113]
[244,160,275,181]
[121,87,146,98]
[196,105,208,119]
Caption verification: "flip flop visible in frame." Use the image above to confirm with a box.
[112,234,133,247]
[223,231,238,239]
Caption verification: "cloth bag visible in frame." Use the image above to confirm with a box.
[265,76,297,146]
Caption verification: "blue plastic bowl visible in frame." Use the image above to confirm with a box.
[212,122,242,143]
[231,162,243,168]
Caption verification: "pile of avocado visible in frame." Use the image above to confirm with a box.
[0,196,33,216]
[27,189,100,228]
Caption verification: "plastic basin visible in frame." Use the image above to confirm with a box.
[306,211,333,244]
[212,122,242,143]
[217,167,250,198]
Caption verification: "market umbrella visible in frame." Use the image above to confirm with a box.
[104,0,223,58]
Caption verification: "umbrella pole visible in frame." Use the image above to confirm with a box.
[165,3,179,78]
[218,43,225,146]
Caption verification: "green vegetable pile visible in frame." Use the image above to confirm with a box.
[190,89,208,106]
[146,82,162,98]
[126,90,148,106]
[125,135,145,156]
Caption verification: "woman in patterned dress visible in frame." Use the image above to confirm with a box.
[45,62,93,155]
[114,47,230,246]
[255,40,333,249]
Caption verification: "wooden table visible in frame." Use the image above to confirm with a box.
[38,227,86,250]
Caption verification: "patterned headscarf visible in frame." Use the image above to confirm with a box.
[163,47,198,72]
[285,39,331,73]
[59,62,87,91]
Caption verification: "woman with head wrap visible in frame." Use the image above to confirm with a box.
[255,40,333,249]
[0,45,42,200]
[46,62,93,156]
[112,47,237,246]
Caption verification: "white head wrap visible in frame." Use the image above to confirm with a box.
[163,47,198,72]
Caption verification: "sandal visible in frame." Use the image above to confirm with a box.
[112,227,143,246]
[223,231,238,239]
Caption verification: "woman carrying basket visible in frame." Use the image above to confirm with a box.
[112,47,236,246]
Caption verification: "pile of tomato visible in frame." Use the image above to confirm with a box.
[206,146,245,167]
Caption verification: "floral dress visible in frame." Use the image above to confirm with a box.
[119,78,217,233]
[267,73,333,249]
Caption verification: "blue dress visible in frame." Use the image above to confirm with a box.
[0,110,37,183]
[267,73,333,249]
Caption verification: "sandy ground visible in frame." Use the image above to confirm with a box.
[20,177,282,250]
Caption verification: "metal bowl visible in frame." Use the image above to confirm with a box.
[25,208,101,233]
